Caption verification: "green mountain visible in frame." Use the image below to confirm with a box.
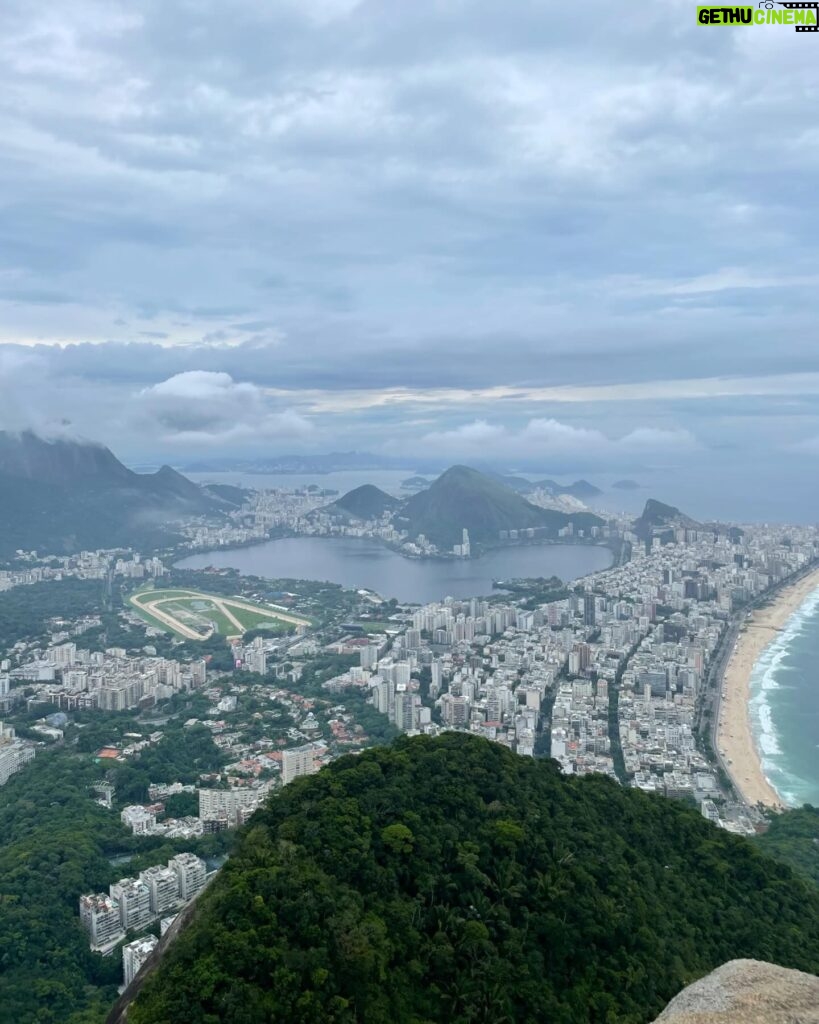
[331,484,399,520]
[126,734,819,1024]
[0,431,224,558]
[396,465,602,548]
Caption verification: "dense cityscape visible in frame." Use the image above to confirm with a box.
[2,471,816,1008]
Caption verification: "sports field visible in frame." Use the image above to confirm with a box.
[129,588,310,640]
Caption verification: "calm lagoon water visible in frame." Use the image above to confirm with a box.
[176,536,613,604]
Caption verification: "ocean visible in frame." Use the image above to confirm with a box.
[750,586,819,807]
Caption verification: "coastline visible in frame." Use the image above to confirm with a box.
[717,565,819,809]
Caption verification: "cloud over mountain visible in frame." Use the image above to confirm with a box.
[136,372,312,444]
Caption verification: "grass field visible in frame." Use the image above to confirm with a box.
[129,587,310,640]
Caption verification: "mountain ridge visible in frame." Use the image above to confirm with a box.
[0,431,223,557]
[396,465,603,548]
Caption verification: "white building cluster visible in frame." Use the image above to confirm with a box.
[0,549,165,593]
[10,643,207,712]
[79,852,207,953]
[0,720,35,785]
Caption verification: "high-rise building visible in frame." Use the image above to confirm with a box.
[583,593,596,626]
[190,659,207,687]
[51,642,77,667]
[393,661,411,686]
[439,693,469,728]
[360,644,379,669]
[198,787,262,826]
[122,935,158,987]
[0,723,35,786]
[170,852,207,901]
[394,692,421,732]
[79,894,125,951]
[282,743,320,785]
[110,878,153,932]
[139,865,180,915]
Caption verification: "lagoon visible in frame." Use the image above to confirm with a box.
[175,536,614,604]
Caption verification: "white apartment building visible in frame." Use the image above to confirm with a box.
[79,894,125,951]
[122,935,158,987]
[0,722,36,786]
[139,865,180,915]
[170,852,207,901]
[109,878,153,932]
[121,805,157,834]
[282,743,322,785]
[198,787,262,825]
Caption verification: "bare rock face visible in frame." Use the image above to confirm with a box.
[653,959,819,1023]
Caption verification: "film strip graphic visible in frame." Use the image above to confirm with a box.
[770,1,819,31]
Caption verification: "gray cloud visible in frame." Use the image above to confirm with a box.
[0,1,818,513]
[134,371,313,445]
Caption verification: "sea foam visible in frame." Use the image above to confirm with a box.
[749,584,819,806]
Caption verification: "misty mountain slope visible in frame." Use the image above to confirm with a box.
[0,432,222,557]
[396,465,603,548]
[537,478,603,499]
[126,734,819,1024]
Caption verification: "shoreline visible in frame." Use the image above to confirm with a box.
[717,565,819,809]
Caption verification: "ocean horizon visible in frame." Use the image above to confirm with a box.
[750,584,819,808]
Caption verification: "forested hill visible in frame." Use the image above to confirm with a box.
[330,484,399,520]
[396,465,603,548]
[128,734,819,1024]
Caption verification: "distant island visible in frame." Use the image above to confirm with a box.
[612,479,640,490]
[400,475,431,489]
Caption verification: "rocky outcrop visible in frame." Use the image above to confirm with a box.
[653,959,819,1023]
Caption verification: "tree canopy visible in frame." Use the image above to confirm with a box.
[130,733,819,1024]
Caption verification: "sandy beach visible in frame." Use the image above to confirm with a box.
[717,566,819,809]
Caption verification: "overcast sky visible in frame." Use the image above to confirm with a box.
[1,1,818,514]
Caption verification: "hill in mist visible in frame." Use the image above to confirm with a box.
[0,431,228,557]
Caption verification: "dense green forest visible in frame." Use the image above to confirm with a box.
[130,734,819,1024]
[0,578,105,649]
[0,723,232,1024]
[756,805,819,885]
